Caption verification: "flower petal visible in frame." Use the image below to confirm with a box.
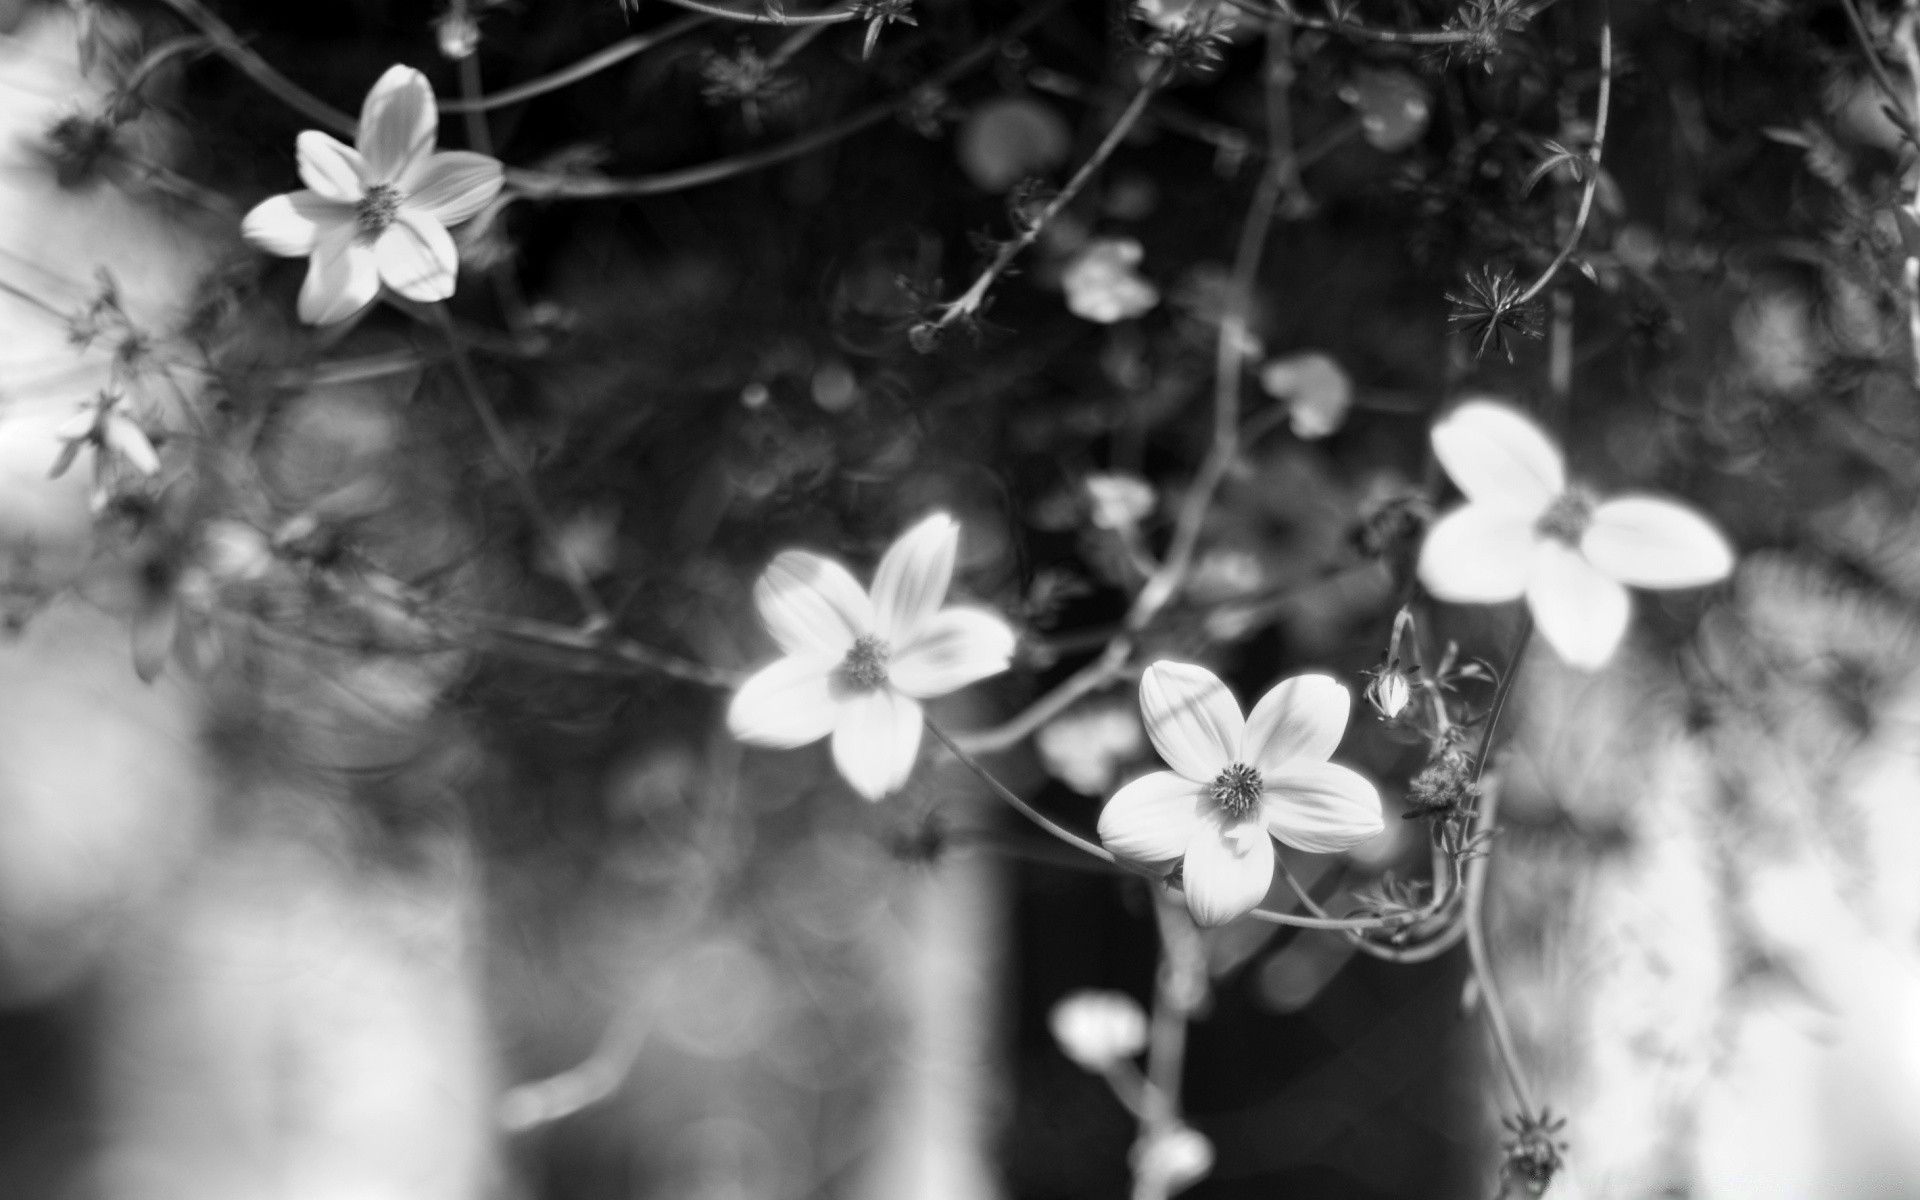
[1240,673,1350,773]
[1139,661,1242,783]
[888,607,1015,699]
[402,150,504,227]
[373,209,458,302]
[1260,761,1383,853]
[727,655,839,748]
[1527,541,1631,669]
[297,229,379,326]
[241,190,348,257]
[870,513,957,641]
[1180,817,1275,927]
[358,64,438,183]
[1097,770,1204,862]
[754,550,873,657]
[296,131,367,203]
[1582,495,1735,590]
[831,688,924,800]
[1430,399,1564,512]
[1417,504,1536,603]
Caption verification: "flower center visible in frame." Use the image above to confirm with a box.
[355,183,402,240]
[1209,762,1264,821]
[832,634,892,696]
[1533,490,1594,546]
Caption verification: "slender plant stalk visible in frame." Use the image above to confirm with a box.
[1512,14,1612,307]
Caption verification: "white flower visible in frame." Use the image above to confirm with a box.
[1048,989,1148,1071]
[1258,351,1352,440]
[727,514,1017,800]
[1417,399,1736,670]
[1062,238,1160,324]
[1097,662,1383,927]
[1133,1125,1215,1197]
[1085,471,1156,530]
[240,65,504,325]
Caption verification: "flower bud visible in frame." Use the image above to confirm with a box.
[1133,1125,1215,1195]
[1366,669,1411,720]
[437,10,481,60]
[1085,472,1155,530]
[1048,989,1147,1071]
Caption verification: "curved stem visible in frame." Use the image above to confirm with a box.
[509,0,1067,200]
[926,64,1167,333]
[657,0,858,24]
[428,304,612,630]
[948,638,1133,755]
[1512,13,1612,307]
[150,0,357,135]
[440,16,712,113]
[1221,0,1558,45]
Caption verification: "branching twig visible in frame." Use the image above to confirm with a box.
[657,0,858,25]
[922,64,1169,336]
[1512,14,1612,307]
[439,16,712,113]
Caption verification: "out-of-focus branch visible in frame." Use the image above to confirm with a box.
[1512,14,1612,307]
[498,1005,654,1132]
[657,0,857,25]
[1220,0,1557,45]
[438,15,712,113]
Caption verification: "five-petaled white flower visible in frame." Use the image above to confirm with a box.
[240,65,504,325]
[1417,399,1735,670]
[1098,662,1383,927]
[728,513,1017,801]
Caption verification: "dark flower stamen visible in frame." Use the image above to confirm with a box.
[1534,491,1594,546]
[832,634,892,696]
[356,183,402,240]
[1209,762,1264,820]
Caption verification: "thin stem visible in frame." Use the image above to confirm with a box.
[1221,0,1558,45]
[499,1005,654,1131]
[1893,12,1920,390]
[657,0,858,25]
[509,0,1067,200]
[947,639,1133,755]
[1127,29,1291,631]
[1131,897,1201,1200]
[1512,13,1612,308]
[1839,0,1911,125]
[455,608,741,687]
[440,16,712,113]
[150,0,357,136]
[428,304,612,630]
[457,52,494,156]
[926,66,1168,334]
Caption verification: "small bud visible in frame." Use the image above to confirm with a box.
[1048,989,1148,1071]
[1132,1125,1214,1195]
[437,10,481,60]
[1366,668,1411,720]
[1084,472,1155,530]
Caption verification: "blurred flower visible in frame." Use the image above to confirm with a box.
[1098,662,1383,927]
[1036,700,1145,795]
[728,514,1017,800]
[1062,237,1160,324]
[1258,351,1352,440]
[1085,471,1155,530]
[52,391,157,481]
[1340,67,1432,153]
[957,96,1070,193]
[1048,989,1148,1071]
[1132,1124,1215,1196]
[241,65,504,325]
[1418,399,1735,669]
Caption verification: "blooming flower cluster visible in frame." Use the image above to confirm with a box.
[1098,662,1383,927]
[241,65,504,325]
[1061,238,1160,324]
[727,514,1017,800]
[1417,399,1735,669]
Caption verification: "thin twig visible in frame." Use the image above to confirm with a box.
[428,304,612,630]
[499,1005,654,1131]
[948,638,1134,754]
[508,0,1068,199]
[1512,13,1612,307]
[1839,0,1910,124]
[441,15,713,112]
[657,0,858,25]
[924,64,1168,334]
[1892,12,1920,390]
[1220,0,1558,45]
[149,0,357,135]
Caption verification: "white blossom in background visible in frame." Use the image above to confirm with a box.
[1035,700,1145,796]
[1047,990,1148,1072]
[1084,471,1155,530]
[728,514,1016,800]
[1418,399,1736,670]
[1258,351,1353,440]
[1133,1125,1215,1196]
[1062,238,1160,324]
[241,65,504,325]
[1098,662,1383,927]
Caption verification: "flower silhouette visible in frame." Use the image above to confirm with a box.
[241,65,504,325]
[1098,662,1382,927]
[1418,399,1735,669]
[728,513,1017,800]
